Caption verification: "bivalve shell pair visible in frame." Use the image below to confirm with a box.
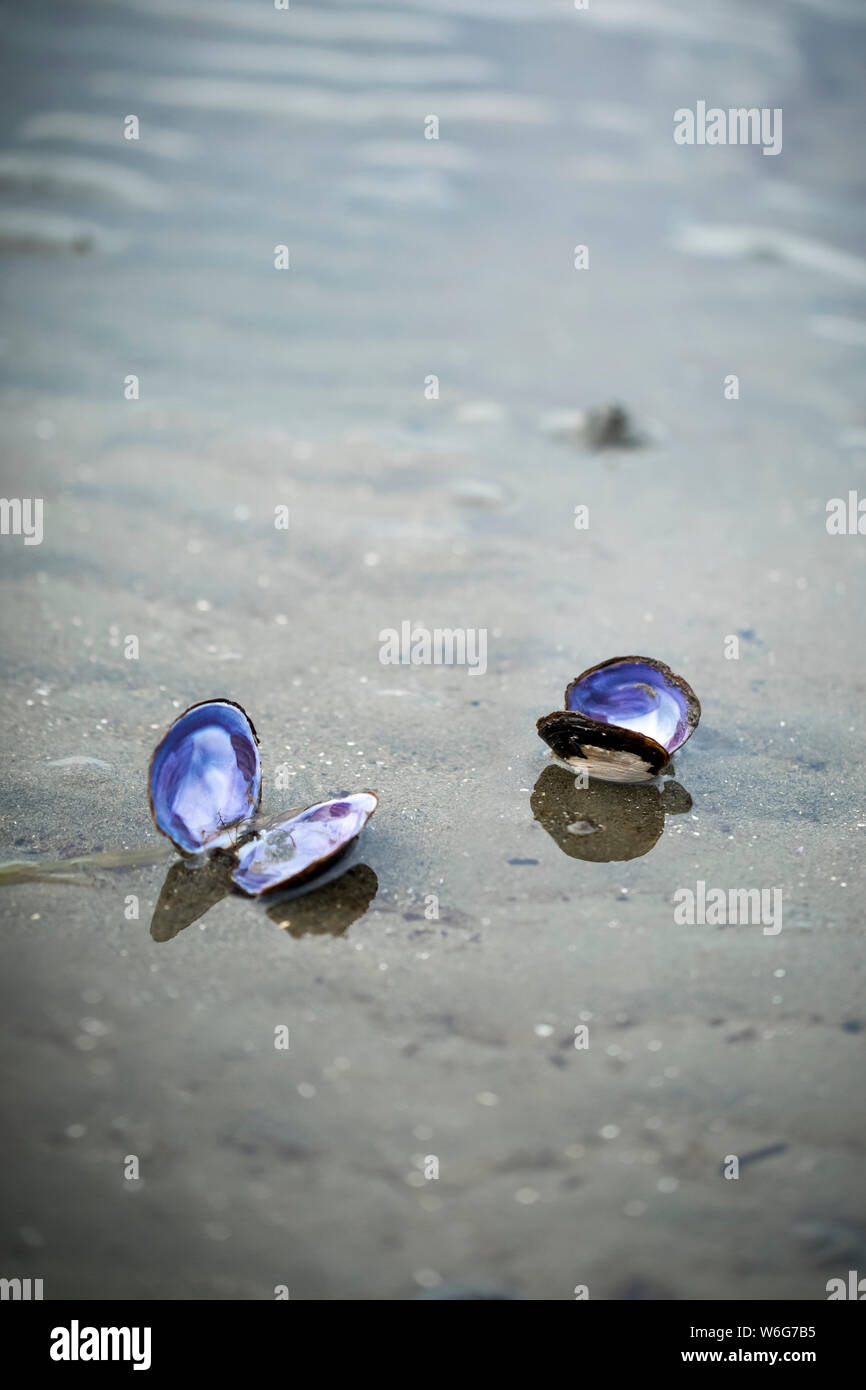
[148,699,377,895]
[536,656,701,784]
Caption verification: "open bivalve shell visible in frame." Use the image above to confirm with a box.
[148,699,377,894]
[536,656,701,784]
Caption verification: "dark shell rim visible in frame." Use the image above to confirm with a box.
[536,709,671,777]
[562,654,701,753]
[148,697,262,856]
[231,790,379,897]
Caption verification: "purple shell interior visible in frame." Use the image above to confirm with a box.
[567,661,691,753]
[150,701,261,854]
[232,793,377,895]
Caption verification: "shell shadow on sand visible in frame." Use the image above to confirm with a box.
[150,850,378,942]
[530,764,692,863]
[265,863,379,938]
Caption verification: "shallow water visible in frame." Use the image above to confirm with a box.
[0,0,864,1299]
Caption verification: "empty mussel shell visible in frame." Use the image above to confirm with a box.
[536,655,700,784]
[149,699,262,855]
[148,701,378,899]
[231,793,379,896]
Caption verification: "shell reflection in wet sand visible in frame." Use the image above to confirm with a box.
[265,863,379,939]
[530,765,692,863]
[151,855,378,942]
[150,854,236,942]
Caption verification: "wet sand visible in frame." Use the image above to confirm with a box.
[0,0,865,1299]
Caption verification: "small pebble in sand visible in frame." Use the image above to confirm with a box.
[540,401,652,450]
[514,1187,540,1205]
